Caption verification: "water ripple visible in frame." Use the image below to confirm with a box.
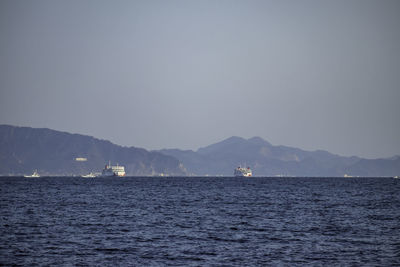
[1,177,399,266]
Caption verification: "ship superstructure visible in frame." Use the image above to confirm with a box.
[101,163,125,177]
[234,166,252,177]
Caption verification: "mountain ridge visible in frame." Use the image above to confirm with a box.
[0,125,187,176]
[159,136,399,177]
[1,125,398,177]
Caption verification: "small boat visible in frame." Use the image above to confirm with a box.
[394,176,399,179]
[81,172,97,178]
[24,170,40,178]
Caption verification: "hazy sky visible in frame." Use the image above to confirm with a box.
[1,0,399,159]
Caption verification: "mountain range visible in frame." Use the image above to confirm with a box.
[159,136,400,177]
[1,125,399,177]
[0,125,187,176]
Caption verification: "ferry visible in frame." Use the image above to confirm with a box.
[24,170,40,178]
[101,163,126,177]
[234,166,252,177]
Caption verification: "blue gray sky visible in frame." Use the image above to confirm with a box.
[1,0,399,159]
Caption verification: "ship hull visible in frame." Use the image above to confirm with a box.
[234,173,252,177]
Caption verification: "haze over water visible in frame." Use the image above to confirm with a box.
[1,1,400,158]
[1,1,400,265]
[1,176,399,266]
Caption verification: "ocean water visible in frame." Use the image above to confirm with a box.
[0,177,399,266]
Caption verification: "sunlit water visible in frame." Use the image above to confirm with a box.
[1,177,399,266]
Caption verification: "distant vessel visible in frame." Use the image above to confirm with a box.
[24,170,40,178]
[234,166,252,177]
[101,163,125,177]
[81,172,97,178]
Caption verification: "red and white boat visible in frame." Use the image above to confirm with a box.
[234,166,252,177]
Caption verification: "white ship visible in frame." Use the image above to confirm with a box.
[24,170,40,178]
[81,172,97,178]
[101,163,125,177]
[234,166,252,177]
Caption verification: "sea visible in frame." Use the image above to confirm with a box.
[0,176,399,266]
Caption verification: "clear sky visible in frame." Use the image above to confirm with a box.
[1,0,399,159]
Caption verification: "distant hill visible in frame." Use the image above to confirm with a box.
[159,136,400,177]
[0,125,187,176]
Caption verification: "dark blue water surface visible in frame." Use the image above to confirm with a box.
[1,177,399,266]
